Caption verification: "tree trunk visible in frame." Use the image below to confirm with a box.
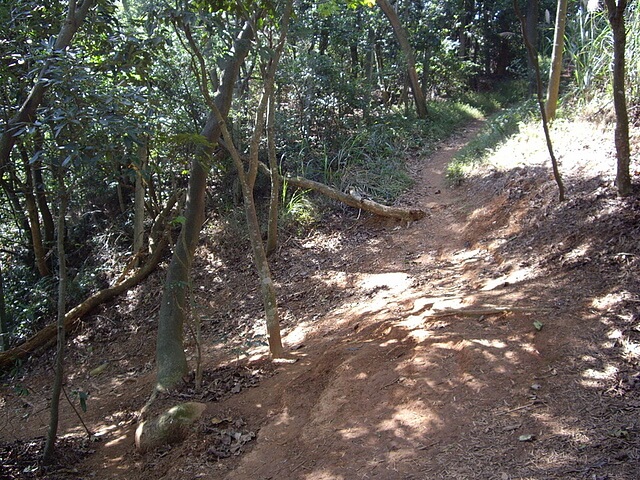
[0,0,95,170]
[19,144,50,277]
[604,0,632,196]
[32,161,55,249]
[43,167,68,462]
[155,21,255,391]
[213,4,293,358]
[133,140,147,266]
[514,0,565,201]
[0,265,9,351]
[265,94,280,257]
[376,0,428,119]
[545,0,569,121]
[525,0,539,95]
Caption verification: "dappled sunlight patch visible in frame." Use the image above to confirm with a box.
[377,402,443,437]
[480,266,535,291]
[533,412,592,445]
[470,338,507,349]
[355,271,412,295]
[338,425,369,440]
[303,470,345,480]
[591,291,631,311]
[581,364,619,388]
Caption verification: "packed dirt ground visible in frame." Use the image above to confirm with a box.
[1,115,640,479]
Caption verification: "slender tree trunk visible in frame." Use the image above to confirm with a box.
[133,140,147,266]
[525,0,539,95]
[32,161,55,249]
[43,167,68,462]
[515,0,565,201]
[265,94,280,257]
[0,265,9,351]
[376,0,428,118]
[604,0,632,196]
[459,0,474,59]
[545,0,569,121]
[19,145,50,277]
[156,22,254,391]
[208,3,292,357]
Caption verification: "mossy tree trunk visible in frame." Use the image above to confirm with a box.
[155,22,255,391]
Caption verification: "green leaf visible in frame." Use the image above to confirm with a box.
[172,215,187,226]
[533,321,544,331]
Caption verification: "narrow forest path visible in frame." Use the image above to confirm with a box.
[199,119,638,480]
[4,117,638,480]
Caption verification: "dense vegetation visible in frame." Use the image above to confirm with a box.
[0,0,638,460]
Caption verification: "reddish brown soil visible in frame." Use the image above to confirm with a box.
[2,118,640,479]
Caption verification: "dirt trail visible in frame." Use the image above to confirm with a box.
[3,118,639,479]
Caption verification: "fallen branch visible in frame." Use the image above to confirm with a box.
[286,175,426,221]
[0,235,169,372]
[256,162,426,221]
[424,306,549,318]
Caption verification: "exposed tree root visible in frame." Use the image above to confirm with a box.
[0,236,168,372]
[424,306,549,318]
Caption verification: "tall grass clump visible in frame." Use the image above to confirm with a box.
[565,4,612,100]
[565,1,640,104]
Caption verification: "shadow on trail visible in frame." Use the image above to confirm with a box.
[221,164,639,479]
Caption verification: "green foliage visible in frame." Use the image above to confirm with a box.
[279,182,319,232]
[565,5,612,99]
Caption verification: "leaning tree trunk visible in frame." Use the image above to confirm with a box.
[545,0,569,121]
[376,0,428,119]
[515,0,565,201]
[43,167,68,462]
[208,3,293,357]
[155,22,255,391]
[604,0,632,196]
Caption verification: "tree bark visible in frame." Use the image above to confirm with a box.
[210,3,293,358]
[133,140,147,266]
[265,94,279,257]
[545,0,568,121]
[0,266,9,351]
[155,21,254,391]
[376,0,428,118]
[19,144,50,277]
[604,0,632,196]
[515,0,565,201]
[525,0,539,96]
[43,167,68,462]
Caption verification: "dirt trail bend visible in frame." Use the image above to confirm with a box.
[209,119,633,480]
